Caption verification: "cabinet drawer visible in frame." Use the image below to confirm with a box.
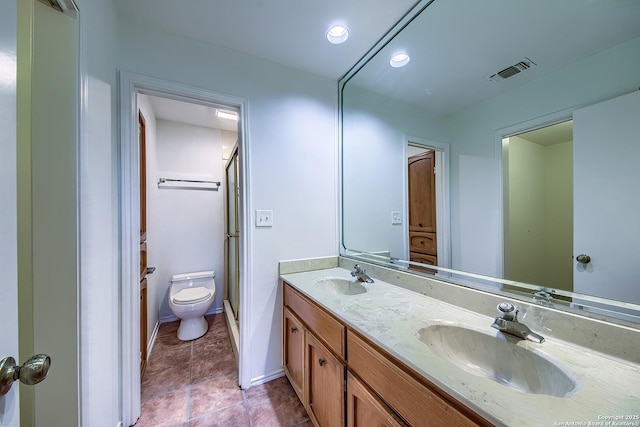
[347,371,406,427]
[409,252,437,275]
[347,330,486,427]
[284,282,346,358]
[409,232,436,255]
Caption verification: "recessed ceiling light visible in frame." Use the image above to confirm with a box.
[326,25,349,44]
[390,53,410,68]
[216,109,238,121]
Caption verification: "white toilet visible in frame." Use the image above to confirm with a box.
[168,270,216,341]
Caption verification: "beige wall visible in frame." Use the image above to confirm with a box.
[505,136,573,291]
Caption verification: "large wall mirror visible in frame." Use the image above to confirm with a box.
[340,0,640,323]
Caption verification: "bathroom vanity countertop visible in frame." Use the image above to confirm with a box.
[281,267,640,427]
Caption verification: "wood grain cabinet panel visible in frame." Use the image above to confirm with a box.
[409,232,437,255]
[347,371,406,427]
[306,332,346,427]
[284,283,346,357]
[283,307,305,401]
[408,151,436,233]
[347,330,488,427]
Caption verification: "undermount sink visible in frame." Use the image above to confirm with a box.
[314,277,367,295]
[417,325,580,398]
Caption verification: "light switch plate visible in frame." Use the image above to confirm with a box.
[256,210,273,227]
[391,211,402,225]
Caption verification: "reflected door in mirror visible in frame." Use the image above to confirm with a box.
[573,90,640,309]
[409,152,437,271]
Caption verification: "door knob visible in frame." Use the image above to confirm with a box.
[576,254,591,264]
[0,354,51,396]
[145,267,156,275]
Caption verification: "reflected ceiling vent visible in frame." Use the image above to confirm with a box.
[486,58,536,82]
[37,0,78,18]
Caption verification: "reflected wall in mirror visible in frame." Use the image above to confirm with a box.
[503,120,573,293]
[340,0,640,322]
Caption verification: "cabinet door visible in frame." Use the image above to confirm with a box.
[347,371,406,427]
[306,333,345,427]
[283,308,305,401]
[408,151,436,233]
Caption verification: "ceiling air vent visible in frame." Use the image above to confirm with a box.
[486,58,536,82]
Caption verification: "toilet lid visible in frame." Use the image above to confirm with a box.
[173,286,212,305]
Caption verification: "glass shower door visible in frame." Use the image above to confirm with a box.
[226,148,240,320]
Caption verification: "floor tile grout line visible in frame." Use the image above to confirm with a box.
[143,315,304,427]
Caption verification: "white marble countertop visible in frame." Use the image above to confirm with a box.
[281,267,640,427]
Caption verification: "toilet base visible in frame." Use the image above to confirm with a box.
[177,316,208,341]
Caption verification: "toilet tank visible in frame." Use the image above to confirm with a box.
[170,270,215,287]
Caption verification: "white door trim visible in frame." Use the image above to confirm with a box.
[118,71,252,426]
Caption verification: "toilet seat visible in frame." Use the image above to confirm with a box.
[172,286,212,305]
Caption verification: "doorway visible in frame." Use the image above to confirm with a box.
[502,120,573,292]
[404,137,451,272]
[119,72,250,426]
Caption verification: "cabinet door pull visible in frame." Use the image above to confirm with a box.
[318,358,325,366]
[290,326,298,333]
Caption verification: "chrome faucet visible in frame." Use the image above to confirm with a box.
[491,302,545,343]
[351,264,374,283]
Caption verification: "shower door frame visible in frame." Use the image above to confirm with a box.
[225,144,241,321]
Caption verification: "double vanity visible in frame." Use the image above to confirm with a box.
[280,256,640,426]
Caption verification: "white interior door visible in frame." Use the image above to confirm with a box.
[2,3,80,425]
[33,4,80,425]
[0,0,20,425]
[573,90,640,307]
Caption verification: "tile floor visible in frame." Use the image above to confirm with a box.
[135,313,312,427]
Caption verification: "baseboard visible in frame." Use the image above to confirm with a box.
[250,368,285,387]
[147,321,160,357]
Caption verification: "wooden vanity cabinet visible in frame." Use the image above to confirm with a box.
[284,283,346,427]
[283,281,489,427]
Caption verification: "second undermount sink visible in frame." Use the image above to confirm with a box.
[313,277,367,295]
[417,325,580,398]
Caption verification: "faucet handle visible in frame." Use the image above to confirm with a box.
[497,302,515,313]
[497,302,519,321]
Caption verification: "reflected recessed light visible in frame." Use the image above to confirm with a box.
[326,25,349,44]
[390,53,410,68]
[216,109,238,121]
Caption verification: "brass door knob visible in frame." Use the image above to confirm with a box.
[0,354,51,396]
[576,254,591,264]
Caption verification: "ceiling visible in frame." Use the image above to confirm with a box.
[348,0,640,115]
[517,120,573,147]
[147,95,239,132]
[113,0,419,80]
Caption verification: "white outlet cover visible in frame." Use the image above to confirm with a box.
[391,211,402,225]
[256,210,273,227]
